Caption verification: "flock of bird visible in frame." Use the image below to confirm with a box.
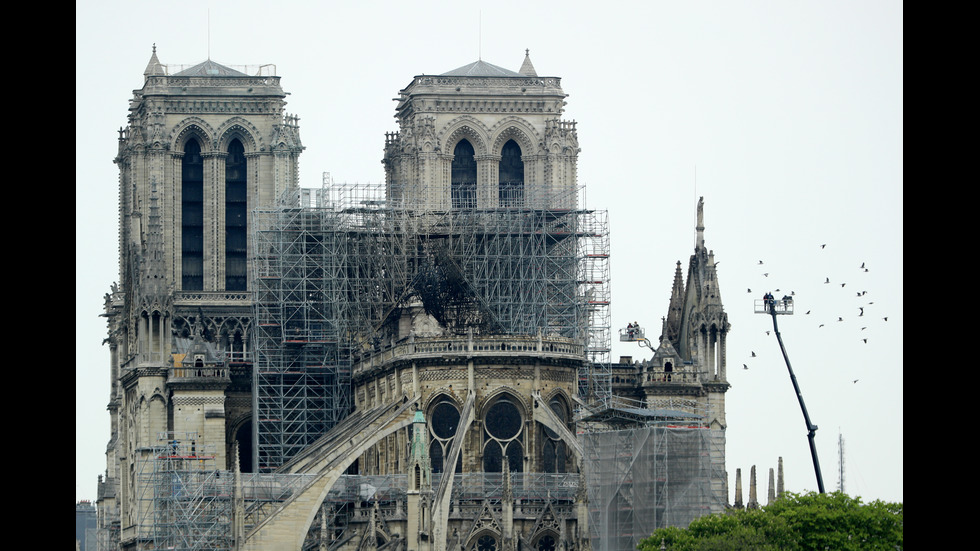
[740,243,892,384]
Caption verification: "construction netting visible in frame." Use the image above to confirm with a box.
[583,426,726,551]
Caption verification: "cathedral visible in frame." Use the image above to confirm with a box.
[95,47,730,551]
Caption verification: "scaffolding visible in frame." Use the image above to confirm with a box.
[137,434,232,551]
[580,398,727,551]
[252,181,611,471]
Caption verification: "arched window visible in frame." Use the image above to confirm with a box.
[181,138,204,290]
[535,534,558,551]
[428,397,462,474]
[541,398,568,473]
[476,534,498,551]
[483,395,524,473]
[225,139,247,291]
[498,139,524,207]
[451,140,477,209]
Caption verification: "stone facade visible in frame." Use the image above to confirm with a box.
[96,48,729,551]
[98,46,303,550]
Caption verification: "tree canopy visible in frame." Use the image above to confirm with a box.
[637,492,903,551]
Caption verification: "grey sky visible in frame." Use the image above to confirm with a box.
[76,1,903,505]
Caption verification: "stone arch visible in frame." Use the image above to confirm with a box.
[170,118,216,153]
[440,116,490,156]
[465,528,502,551]
[217,317,248,361]
[480,387,529,419]
[228,414,253,472]
[423,389,463,413]
[215,117,262,153]
[531,529,560,551]
[489,118,538,156]
[148,388,168,405]
[541,388,573,416]
[426,392,463,474]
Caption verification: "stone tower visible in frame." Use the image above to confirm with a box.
[98,46,302,550]
[383,50,580,211]
[344,51,594,551]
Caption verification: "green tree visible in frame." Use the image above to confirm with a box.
[637,492,902,551]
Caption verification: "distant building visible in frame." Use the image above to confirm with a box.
[76,501,97,551]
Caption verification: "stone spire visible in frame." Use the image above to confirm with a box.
[747,465,759,509]
[696,196,705,249]
[733,468,744,509]
[409,409,431,491]
[519,48,538,76]
[777,457,785,499]
[767,468,776,505]
[144,44,165,77]
[662,261,685,347]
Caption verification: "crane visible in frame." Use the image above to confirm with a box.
[756,294,826,493]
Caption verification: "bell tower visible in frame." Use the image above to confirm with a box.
[383,50,580,211]
[100,46,303,549]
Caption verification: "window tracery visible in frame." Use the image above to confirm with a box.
[482,394,524,473]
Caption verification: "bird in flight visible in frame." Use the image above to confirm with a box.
[763,273,769,277]
[824,277,830,284]
[747,288,752,293]
[841,283,846,288]
[883,317,888,321]
[860,262,866,269]
[820,244,827,249]
[853,379,859,384]
[862,338,868,343]
[751,351,757,357]
[743,364,749,370]
[758,260,764,265]
[819,324,825,328]
[765,330,771,336]
[805,310,811,315]
[838,317,844,322]
[859,307,864,316]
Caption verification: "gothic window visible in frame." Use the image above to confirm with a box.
[536,534,557,551]
[225,139,247,291]
[483,395,524,473]
[429,397,462,474]
[498,139,524,207]
[451,139,477,209]
[541,398,568,473]
[181,138,204,290]
[476,534,498,551]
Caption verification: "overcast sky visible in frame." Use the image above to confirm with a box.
[76,1,902,506]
